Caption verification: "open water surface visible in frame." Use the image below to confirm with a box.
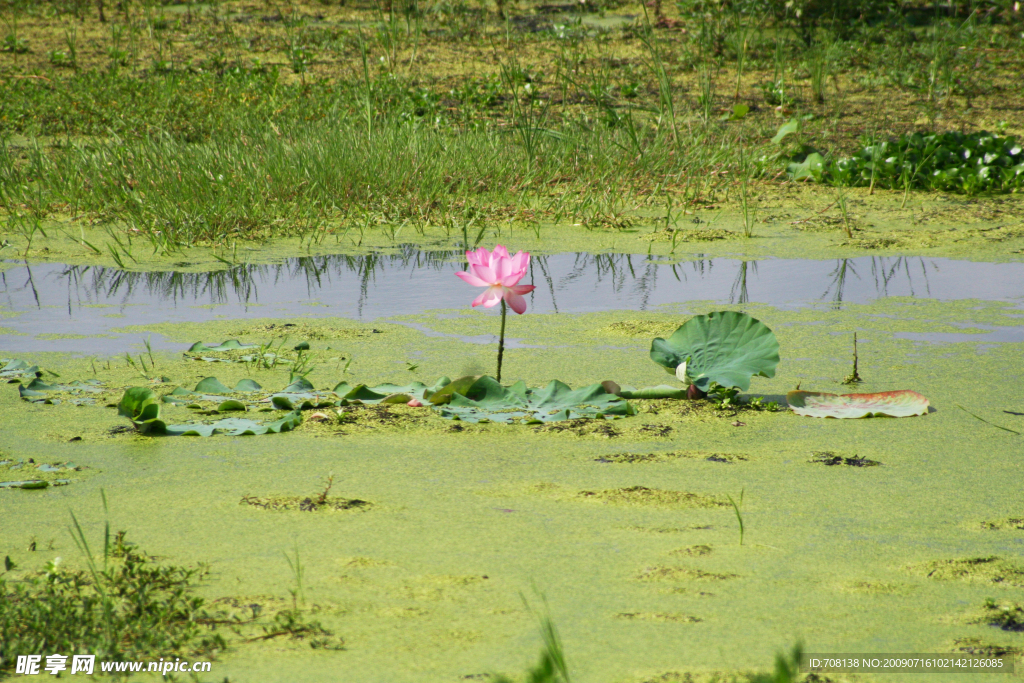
[2,248,1023,352]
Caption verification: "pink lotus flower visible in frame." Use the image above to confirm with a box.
[456,245,536,314]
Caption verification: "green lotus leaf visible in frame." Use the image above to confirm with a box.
[617,385,689,400]
[0,480,49,489]
[1,359,40,379]
[217,400,247,412]
[281,376,315,393]
[168,410,302,436]
[186,340,258,353]
[117,387,164,432]
[294,341,310,351]
[650,311,780,392]
[788,390,929,418]
[138,410,303,437]
[428,376,480,405]
[271,393,337,410]
[18,378,104,401]
[436,377,635,424]
[235,379,263,392]
[193,377,234,394]
[118,387,160,421]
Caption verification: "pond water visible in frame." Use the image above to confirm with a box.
[2,249,1023,352]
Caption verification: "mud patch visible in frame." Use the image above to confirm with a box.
[632,673,731,683]
[240,495,372,512]
[595,450,746,464]
[230,321,385,341]
[810,451,881,467]
[624,525,714,534]
[578,486,727,509]
[533,419,621,438]
[975,599,1024,632]
[840,229,942,250]
[615,612,702,623]
[639,228,733,243]
[601,320,680,337]
[839,581,912,595]
[979,517,1024,531]
[951,638,1023,657]
[636,566,739,582]
[670,545,713,558]
[635,424,674,437]
[339,557,396,569]
[400,574,489,602]
[912,557,1024,587]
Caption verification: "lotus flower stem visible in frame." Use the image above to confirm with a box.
[496,299,507,382]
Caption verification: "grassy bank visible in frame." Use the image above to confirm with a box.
[0,0,1022,251]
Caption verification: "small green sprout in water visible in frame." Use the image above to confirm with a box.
[284,546,305,609]
[749,643,804,683]
[492,594,571,683]
[842,332,863,385]
[726,488,745,546]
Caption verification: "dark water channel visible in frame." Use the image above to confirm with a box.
[2,247,1023,353]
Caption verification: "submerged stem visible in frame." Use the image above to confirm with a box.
[496,299,507,383]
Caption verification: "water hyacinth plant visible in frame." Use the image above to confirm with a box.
[456,245,536,382]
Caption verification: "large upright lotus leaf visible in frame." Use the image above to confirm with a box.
[187,340,258,353]
[436,377,635,424]
[427,376,480,405]
[118,387,163,432]
[650,311,780,392]
[788,390,929,418]
[118,387,160,421]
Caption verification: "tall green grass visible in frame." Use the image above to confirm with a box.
[0,74,754,249]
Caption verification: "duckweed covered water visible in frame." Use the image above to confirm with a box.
[1,249,1023,682]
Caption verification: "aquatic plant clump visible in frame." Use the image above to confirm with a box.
[0,537,225,674]
[827,131,1024,195]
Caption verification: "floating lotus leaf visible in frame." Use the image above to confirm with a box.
[650,311,780,392]
[436,376,636,424]
[19,378,104,403]
[152,410,303,437]
[0,480,51,489]
[193,377,234,394]
[117,387,302,435]
[186,340,258,353]
[1,459,78,489]
[1,359,40,380]
[216,400,247,412]
[787,390,930,419]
